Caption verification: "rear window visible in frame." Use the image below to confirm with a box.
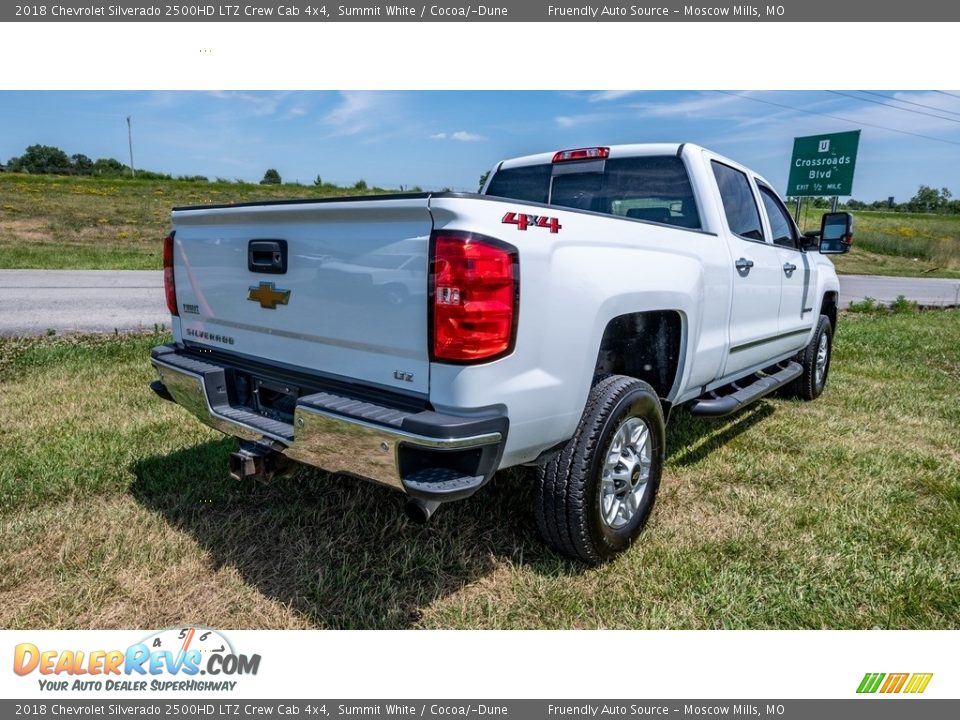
[485,164,551,204]
[485,156,701,230]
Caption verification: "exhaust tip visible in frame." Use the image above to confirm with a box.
[404,498,440,524]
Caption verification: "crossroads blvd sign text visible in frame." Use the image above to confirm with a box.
[787,130,860,197]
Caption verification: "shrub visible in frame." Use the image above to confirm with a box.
[848,297,879,313]
[890,295,918,314]
[261,169,282,185]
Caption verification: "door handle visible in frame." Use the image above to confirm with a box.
[248,239,288,274]
[735,258,754,271]
[783,262,797,276]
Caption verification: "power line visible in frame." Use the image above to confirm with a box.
[858,90,960,118]
[934,91,960,100]
[713,91,960,147]
[827,90,960,125]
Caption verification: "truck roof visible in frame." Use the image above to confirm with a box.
[497,143,694,170]
[493,142,782,200]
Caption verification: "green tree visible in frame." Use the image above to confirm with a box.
[93,158,128,175]
[478,170,490,191]
[261,168,282,185]
[353,179,367,190]
[70,153,94,175]
[908,185,944,213]
[8,144,72,174]
[313,175,323,187]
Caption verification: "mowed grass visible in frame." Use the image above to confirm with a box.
[832,246,960,280]
[1,312,958,630]
[0,174,398,270]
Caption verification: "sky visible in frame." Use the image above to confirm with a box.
[1,90,959,201]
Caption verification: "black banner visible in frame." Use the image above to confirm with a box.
[4,0,960,22]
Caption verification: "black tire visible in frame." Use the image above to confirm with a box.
[786,314,833,401]
[535,375,665,565]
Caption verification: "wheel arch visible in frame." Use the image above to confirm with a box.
[820,290,839,329]
[592,310,684,405]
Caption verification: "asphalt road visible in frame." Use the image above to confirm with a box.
[1,269,959,337]
[838,274,960,308]
[0,270,168,336]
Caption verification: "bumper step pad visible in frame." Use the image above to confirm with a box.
[401,467,485,502]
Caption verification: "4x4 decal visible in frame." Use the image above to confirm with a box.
[502,211,562,234]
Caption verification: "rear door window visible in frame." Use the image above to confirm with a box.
[711,161,765,242]
[758,184,799,249]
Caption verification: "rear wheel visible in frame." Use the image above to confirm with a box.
[535,375,664,564]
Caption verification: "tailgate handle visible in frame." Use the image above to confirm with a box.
[248,239,288,274]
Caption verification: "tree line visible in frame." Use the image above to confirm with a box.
[843,186,958,214]
[3,144,207,181]
[2,144,384,189]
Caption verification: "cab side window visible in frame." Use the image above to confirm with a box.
[711,161,764,242]
[758,184,799,249]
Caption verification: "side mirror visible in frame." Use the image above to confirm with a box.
[819,212,853,254]
[800,229,821,251]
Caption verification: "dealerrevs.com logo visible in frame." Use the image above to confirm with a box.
[13,627,260,693]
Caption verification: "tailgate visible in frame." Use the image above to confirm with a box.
[170,197,432,395]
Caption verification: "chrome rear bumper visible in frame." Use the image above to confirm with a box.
[150,345,506,499]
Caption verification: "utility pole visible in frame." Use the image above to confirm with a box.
[126,115,136,177]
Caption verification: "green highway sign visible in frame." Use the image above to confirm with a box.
[786,130,860,197]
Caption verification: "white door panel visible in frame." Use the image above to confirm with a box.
[724,238,783,375]
[777,246,816,340]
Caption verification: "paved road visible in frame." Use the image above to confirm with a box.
[1,269,959,337]
[0,270,168,336]
[838,274,960,308]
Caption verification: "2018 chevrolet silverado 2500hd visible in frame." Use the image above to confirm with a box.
[150,143,851,564]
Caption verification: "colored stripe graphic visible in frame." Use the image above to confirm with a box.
[857,672,932,694]
[857,673,885,693]
[880,673,908,693]
[904,673,933,694]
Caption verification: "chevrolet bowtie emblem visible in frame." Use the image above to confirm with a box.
[247,281,291,309]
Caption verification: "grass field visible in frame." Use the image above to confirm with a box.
[2,174,959,276]
[1,311,958,629]
[803,209,960,278]
[0,174,396,270]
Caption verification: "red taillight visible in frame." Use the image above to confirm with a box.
[552,146,610,163]
[163,232,178,316]
[431,232,518,363]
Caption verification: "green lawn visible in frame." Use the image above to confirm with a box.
[2,311,958,629]
[0,174,397,270]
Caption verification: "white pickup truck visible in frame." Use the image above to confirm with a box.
[151,143,851,564]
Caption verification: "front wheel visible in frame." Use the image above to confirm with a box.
[786,314,833,401]
[535,376,665,565]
